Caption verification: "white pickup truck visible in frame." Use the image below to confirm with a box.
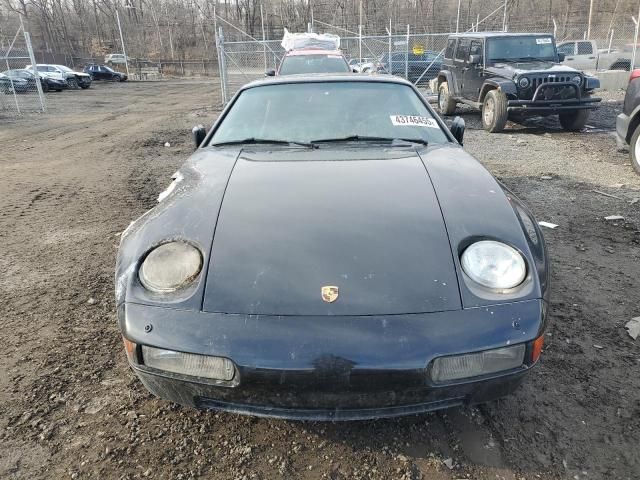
[557,39,637,71]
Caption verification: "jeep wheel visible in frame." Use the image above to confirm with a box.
[482,89,508,133]
[559,109,589,131]
[629,125,640,175]
[438,82,457,115]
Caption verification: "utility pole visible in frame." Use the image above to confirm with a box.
[456,0,462,33]
[115,9,129,77]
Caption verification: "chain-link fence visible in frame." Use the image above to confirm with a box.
[215,1,640,104]
[0,24,46,116]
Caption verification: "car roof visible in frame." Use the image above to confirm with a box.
[448,32,553,39]
[241,73,413,90]
[285,49,344,57]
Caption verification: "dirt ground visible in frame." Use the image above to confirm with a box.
[1,80,639,480]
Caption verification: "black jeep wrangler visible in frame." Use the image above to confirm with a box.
[436,32,601,132]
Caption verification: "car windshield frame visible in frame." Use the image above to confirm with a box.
[207,80,452,148]
[486,35,558,64]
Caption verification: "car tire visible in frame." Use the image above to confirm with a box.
[67,77,79,89]
[438,82,457,115]
[41,81,49,93]
[559,109,589,131]
[80,84,90,89]
[482,89,508,133]
[629,125,640,175]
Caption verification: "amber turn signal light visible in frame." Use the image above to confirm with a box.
[123,337,137,363]
[532,335,544,363]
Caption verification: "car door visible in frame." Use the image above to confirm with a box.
[462,39,484,101]
[453,38,470,96]
[557,42,577,67]
[574,41,597,70]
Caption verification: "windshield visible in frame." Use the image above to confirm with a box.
[279,54,350,75]
[487,36,557,63]
[56,66,73,72]
[210,82,449,146]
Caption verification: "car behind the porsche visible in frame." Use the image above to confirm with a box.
[115,75,549,420]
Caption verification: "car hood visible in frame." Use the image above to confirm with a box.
[117,145,544,315]
[202,149,461,316]
[486,61,580,78]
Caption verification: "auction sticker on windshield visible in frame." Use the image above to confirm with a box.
[390,115,439,128]
[536,38,552,44]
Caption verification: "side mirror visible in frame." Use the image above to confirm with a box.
[469,54,481,65]
[352,68,358,73]
[558,53,565,62]
[450,116,465,145]
[265,69,276,77]
[192,125,206,149]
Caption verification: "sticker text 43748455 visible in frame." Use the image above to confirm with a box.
[390,115,439,128]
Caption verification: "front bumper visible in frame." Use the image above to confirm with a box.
[76,76,92,87]
[45,79,68,89]
[133,364,527,420]
[616,112,630,144]
[508,82,601,114]
[119,300,545,420]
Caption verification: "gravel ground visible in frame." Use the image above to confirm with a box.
[1,80,639,480]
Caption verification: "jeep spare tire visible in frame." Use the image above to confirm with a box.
[482,89,508,133]
[559,109,589,131]
[438,82,456,115]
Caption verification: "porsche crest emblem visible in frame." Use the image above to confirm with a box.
[321,285,339,303]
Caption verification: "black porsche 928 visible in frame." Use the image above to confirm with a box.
[115,74,549,421]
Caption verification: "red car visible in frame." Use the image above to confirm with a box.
[267,49,352,76]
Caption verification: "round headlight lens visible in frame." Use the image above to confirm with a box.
[139,242,202,292]
[461,241,526,290]
[518,76,530,88]
[571,75,582,84]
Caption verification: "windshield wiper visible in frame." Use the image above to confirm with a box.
[515,57,553,62]
[490,58,519,63]
[311,135,428,146]
[211,138,316,149]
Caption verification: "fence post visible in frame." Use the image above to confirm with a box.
[359,24,363,63]
[260,4,267,71]
[633,7,640,72]
[502,0,508,32]
[388,19,392,74]
[405,24,409,81]
[24,30,45,112]
[608,29,614,54]
[218,27,228,104]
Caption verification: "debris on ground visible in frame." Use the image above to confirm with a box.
[87,297,97,305]
[625,318,640,340]
[538,221,559,229]
[442,458,454,470]
[604,215,625,221]
[164,142,171,147]
[592,190,623,200]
